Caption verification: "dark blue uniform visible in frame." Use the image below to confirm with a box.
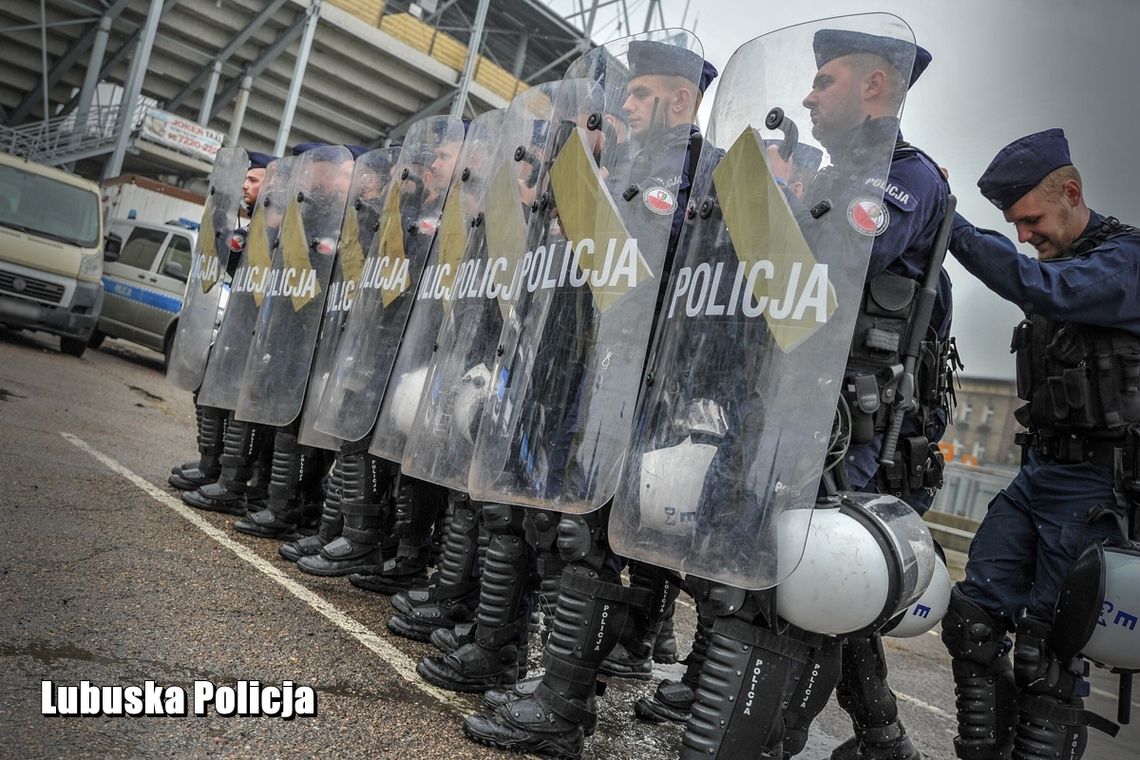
[843,131,953,507]
[950,209,1139,622]
[940,128,1135,759]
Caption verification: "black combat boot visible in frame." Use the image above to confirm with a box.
[169,403,227,490]
[463,570,649,759]
[235,428,324,539]
[296,443,392,576]
[182,419,269,515]
[941,589,1018,760]
[347,475,445,594]
[386,491,482,641]
[279,456,343,561]
[418,503,531,692]
[635,598,713,724]
[829,634,918,760]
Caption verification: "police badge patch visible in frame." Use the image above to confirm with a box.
[643,186,677,216]
[847,197,890,236]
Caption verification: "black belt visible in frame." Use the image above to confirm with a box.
[1015,431,1122,467]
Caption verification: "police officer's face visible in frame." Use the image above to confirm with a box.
[802,58,865,146]
[431,142,462,188]
[1003,182,1084,260]
[623,75,693,138]
[242,168,266,207]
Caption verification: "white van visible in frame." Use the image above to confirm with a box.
[0,152,106,356]
[92,218,203,364]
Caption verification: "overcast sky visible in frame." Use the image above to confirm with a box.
[547,0,1140,379]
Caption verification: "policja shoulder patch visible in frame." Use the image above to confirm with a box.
[847,197,890,237]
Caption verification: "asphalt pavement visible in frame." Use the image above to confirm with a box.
[1,326,1137,759]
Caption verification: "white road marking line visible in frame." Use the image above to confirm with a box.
[62,433,501,724]
[896,691,953,719]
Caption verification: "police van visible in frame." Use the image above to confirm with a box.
[0,152,106,357]
[91,217,221,366]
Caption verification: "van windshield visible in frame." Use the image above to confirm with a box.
[0,164,101,247]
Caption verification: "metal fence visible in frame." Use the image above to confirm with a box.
[931,462,1015,523]
[0,103,130,166]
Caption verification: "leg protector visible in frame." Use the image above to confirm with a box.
[941,588,1018,760]
[234,427,312,539]
[350,475,444,594]
[463,571,649,758]
[279,454,343,562]
[527,507,565,646]
[182,417,265,514]
[1011,616,1117,760]
[169,404,226,489]
[386,491,481,640]
[417,503,531,692]
[681,599,823,760]
[295,446,391,576]
[601,562,681,681]
[654,612,679,664]
[829,634,916,760]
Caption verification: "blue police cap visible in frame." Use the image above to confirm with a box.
[247,151,276,170]
[345,144,369,159]
[627,40,718,93]
[812,30,931,89]
[763,139,824,173]
[977,128,1072,211]
[291,141,328,155]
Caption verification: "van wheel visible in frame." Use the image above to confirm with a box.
[60,337,87,358]
[87,329,106,349]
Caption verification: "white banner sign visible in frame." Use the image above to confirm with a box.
[139,109,225,162]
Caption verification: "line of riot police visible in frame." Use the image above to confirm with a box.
[159,12,1140,760]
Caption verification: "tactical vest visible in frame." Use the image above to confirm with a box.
[842,142,959,498]
[1013,217,1140,446]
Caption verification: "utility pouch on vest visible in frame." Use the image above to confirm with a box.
[1012,319,1034,401]
[851,273,917,368]
[845,373,882,445]
[875,435,942,498]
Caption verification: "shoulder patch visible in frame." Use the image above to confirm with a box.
[864,176,918,212]
[847,197,890,237]
[644,186,677,216]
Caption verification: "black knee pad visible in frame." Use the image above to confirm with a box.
[941,588,1010,665]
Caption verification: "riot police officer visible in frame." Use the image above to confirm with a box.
[798,30,954,760]
[169,150,274,493]
[461,38,717,760]
[940,128,1134,760]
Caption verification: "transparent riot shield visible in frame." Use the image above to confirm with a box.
[369,109,506,462]
[402,84,558,489]
[466,30,705,512]
[234,145,353,427]
[608,14,916,590]
[198,157,298,411]
[297,147,403,451]
[313,116,466,442]
[166,147,249,391]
